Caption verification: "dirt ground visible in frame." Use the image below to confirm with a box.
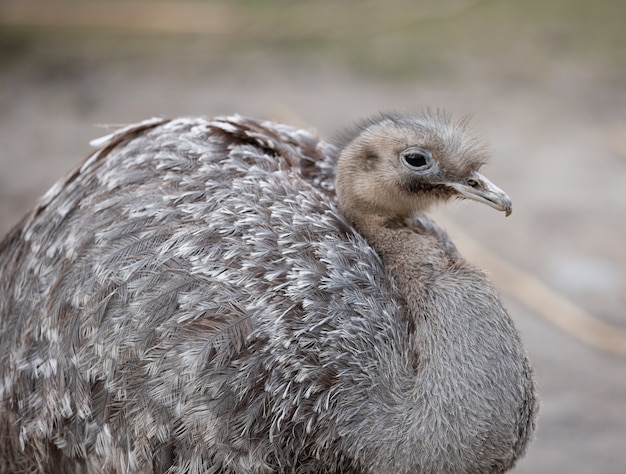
[1,1,625,472]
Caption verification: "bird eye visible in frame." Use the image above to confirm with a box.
[400,147,432,171]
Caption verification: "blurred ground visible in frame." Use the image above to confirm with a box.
[1,0,625,472]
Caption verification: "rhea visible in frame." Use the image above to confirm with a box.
[0,112,537,473]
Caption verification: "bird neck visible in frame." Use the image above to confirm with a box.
[347,212,457,286]
[345,213,465,360]
[335,213,534,472]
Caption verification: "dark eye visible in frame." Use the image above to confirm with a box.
[400,147,432,171]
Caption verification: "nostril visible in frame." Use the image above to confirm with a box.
[467,179,479,188]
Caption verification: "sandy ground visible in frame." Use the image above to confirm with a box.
[1,4,626,471]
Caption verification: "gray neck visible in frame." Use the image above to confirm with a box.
[339,215,536,473]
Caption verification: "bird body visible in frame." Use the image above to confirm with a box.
[0,114,536,473]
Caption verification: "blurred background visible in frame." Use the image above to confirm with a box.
[0,0,625,471]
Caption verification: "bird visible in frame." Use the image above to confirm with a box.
[0,112,537,473]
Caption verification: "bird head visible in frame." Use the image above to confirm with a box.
[335,112,512,224]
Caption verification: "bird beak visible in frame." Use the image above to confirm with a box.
[448,171,512,216]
